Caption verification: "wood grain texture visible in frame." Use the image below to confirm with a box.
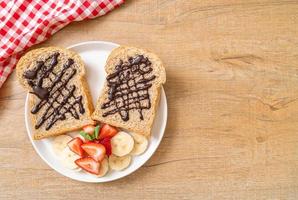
[1,0,298,199]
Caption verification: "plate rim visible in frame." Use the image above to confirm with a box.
[24,40,168,182]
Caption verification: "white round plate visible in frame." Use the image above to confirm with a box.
[25,41,167,182]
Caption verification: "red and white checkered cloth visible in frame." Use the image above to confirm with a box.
[0,0,124,88]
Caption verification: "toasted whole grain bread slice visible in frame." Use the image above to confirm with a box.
[16,47,94,140]
[92,46,166,136]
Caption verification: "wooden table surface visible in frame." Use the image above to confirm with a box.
[1,0,298,199]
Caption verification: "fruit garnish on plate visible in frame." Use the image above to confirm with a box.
[99,124,118,139]
[71,124,118,174]
[80,125,100,141]
[97,157,109,177]
[51,122,150,176]
[109,154,131,171]
[98,137,112,156]
[81,142,106,162]
[83,125,95,135]
[111,131,134,156]
[129,133,148,156]
[75,157,100,175]
[61,148,81,170]
[67,137,84,157]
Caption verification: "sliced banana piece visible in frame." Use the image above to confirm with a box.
[111,131,134,156]
[109,154,131,171]
[60,147,81,170]
[130,133,149,155]
[97,157,109,177]
[52,135,73,156]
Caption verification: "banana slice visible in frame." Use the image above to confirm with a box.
[97,157,109,177]
[111,131,134,156]
[130,133,149,155]
[52,135,73,156]
[109,154,131,171]
[60,147,81,170]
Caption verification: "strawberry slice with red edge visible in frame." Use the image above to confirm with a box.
[81,142,106,162]
[99,124,118,139]
[99,137,112,156]
[75,157,100,175]
[67,137,84,156]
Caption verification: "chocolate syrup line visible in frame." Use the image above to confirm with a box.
[37,85,84,130]
[34,67,84,129]
[102,94,149,116]
[23,53,85,130]
[111,82,153,97]
[27,53,60,99]
[101,55,156,121]
[34,71,78,129]
[32,60,76,114]
[36,85,75,129]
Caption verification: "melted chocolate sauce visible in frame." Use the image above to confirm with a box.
[101,55,156,121]
[23,53,85,130]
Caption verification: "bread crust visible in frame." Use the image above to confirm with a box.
[92,46,166,136]
[17,47,94,140]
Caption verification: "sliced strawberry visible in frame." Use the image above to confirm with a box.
[93,139,100,144]
[100,137,112,156]
[75,157,100,175]
[77,134,88,143]
[81,142,106,161]
[67,137,84,156]
[83,125,95,135]
[99,124,118,139]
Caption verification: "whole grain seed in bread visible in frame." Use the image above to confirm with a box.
[92,46,166,136]
[16,47,94,140]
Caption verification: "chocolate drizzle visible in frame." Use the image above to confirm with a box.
[23,53,85,130]
[101,55,156,121]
